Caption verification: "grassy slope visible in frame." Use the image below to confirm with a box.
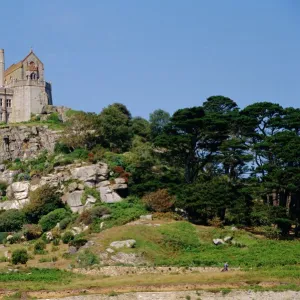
[0,220,300,295]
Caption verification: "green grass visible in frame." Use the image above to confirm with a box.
[98,221,300,268]
[0,268,76,283]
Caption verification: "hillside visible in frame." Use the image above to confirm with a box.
[0,100,300,298]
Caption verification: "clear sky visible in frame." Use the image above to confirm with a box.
[0,1,299,119]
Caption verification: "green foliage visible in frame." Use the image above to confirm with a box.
[69,235,88,249]
[12,249,29,265]
[62,231,74,244]
[23,185,63,223]
[98,103,132,152]
[77,249,99,267]
[104,198,147,228]
[0,210,26,232]
[59,217,72,230]
[0,268,74,283]
[149,109,170,138]
[34,240,47,254]
[81,186,100,205]
[39,208,70,231]
[0,232,8,244]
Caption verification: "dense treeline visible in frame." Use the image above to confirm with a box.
[61,97,300,235]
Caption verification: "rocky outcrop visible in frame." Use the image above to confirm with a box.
[0,199,29,210]
[110,239,136,249]
[0,161,128,212]
[6,181,30,200]
[0,125,60,162]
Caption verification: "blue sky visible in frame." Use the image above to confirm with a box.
[0,1,299,119]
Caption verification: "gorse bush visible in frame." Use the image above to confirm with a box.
[12,249,29,265]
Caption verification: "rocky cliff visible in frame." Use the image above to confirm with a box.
[0,125,60,162]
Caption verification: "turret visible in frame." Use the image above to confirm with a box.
[0,49,4,87]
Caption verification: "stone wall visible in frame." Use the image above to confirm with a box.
[0,125,60,162]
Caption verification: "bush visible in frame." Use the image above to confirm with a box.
[59,217,72,230]
[275,218,292,236]
[208,217,224,228]
[78,206,111,225]
[23,185,63,223]
[62,231,74,244]
[0,209,26,232]
[12,249,29,265]
[69,237,88,249]
[0,232,8,244]
[23,224,43,240]
[39,208,70,231]
[77,250,99,268]
[34,240,47,254]
[7,232,23,244]
[142,189,175,212]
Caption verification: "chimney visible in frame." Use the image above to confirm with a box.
[0,49,4,87]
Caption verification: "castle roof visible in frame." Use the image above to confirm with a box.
[4,50,42,77]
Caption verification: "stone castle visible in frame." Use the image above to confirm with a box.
[0,49,52,123]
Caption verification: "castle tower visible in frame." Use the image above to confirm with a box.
[0,49,4,87]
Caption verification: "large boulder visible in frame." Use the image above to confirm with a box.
[6,181,30,200]
[0,199,29,210]
[63,191,84,213]
[99,187,122,203]
[70,163,109,187]
[110,252,144,265]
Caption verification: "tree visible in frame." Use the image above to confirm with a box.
[176,177,238,224]
[61,111,98,150]
[149,109,170,138]
[155,106,206,183]
[203,96,238,114]
[131,117,151,139]
[98,104,132,152]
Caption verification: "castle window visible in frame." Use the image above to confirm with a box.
[6,99,11,108]
[0,99,2,107]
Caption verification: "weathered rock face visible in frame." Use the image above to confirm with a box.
[6,181,30,200]
[0,161,128,212]
[0,125,60,162]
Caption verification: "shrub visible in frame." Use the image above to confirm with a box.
[34,240,47,254]
[275,218,292,236]
[16,173,31,181]
[54,142,70,154]
[23,185,63,223]
[7,232,23,244]
[78,206,111,225]
[208,217,224,228]
[0,232,8,244]
[69,237,88,249]
[52,238,60,246]
[12,249,29,265]
[0,209,26,232]
[39,208,70,231]
[62,231,74,244]
[59,217,72,230]
[142,189,175,212]
[23,224,43,240]
[77,250,99,268]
